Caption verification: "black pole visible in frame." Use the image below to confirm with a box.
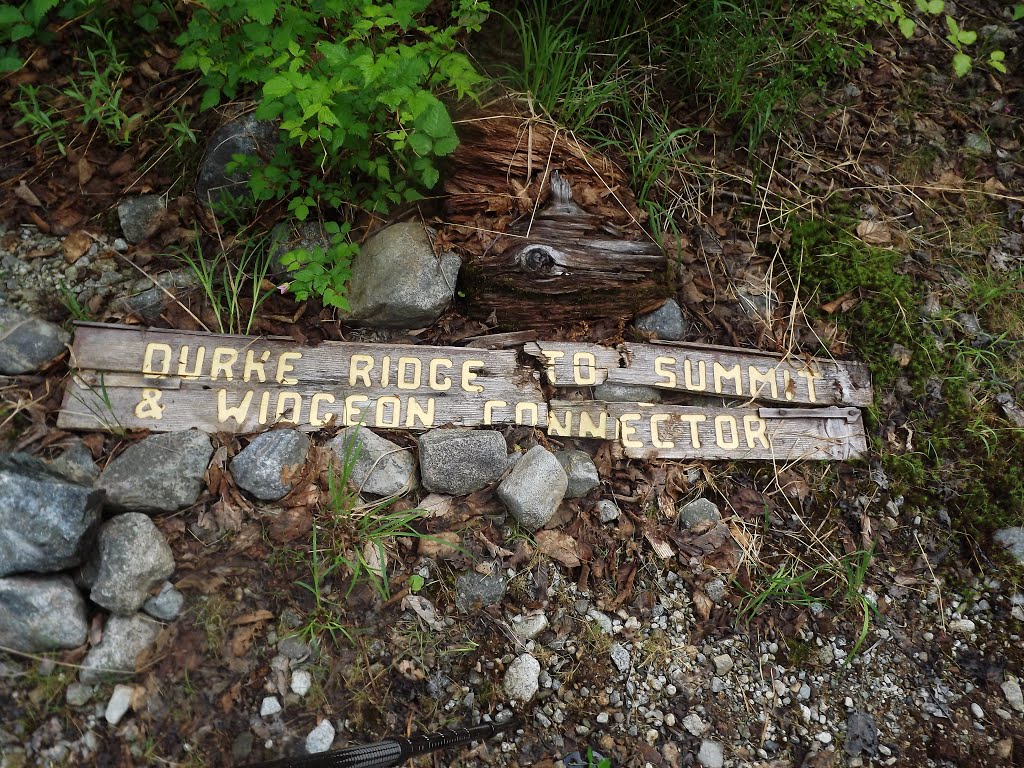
[240,718,519,768]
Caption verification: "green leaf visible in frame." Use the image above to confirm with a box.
[10,23,34,41]
[409,574,425,592]
[953,52,972,77]
[991,50,1006,62]
[898,17,916,38]
[0,7,25,25]
[246,0,276,25]
[420,164,439,188]
[416,98,453,139]
[945,14,958,36]
[0,54,22,72]
[407,132,432,155]
[200,86,222,111]
[925,0,944,13]
[989,59,1007,73]
[1014,5,1024,21]
[263,76,293,98]
[432,134,459,156]
[957,29,976,45]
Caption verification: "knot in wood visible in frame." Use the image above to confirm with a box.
[516,245,566,275]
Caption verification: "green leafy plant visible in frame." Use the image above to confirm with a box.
[277,220,357,311]
[13,84,69,154]
[61,22,136,145]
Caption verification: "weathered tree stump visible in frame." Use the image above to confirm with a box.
[442,114,669,331]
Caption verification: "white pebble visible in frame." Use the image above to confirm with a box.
[816,731,833,744]
[291,670,312,697]
[971,703,984,719]
[305,720,336,753]
[105,685,134,725]
[949,618,976,634]
[260,696,282,717]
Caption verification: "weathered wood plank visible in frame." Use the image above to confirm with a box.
[57,324,547,433]
[524,340,872,407]
[547,401,867,461]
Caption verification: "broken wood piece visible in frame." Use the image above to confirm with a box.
[524,340,872,407]
[57,323,547,433]
[547,401,867,461]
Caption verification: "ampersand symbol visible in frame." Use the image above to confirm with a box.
[134,388,165,420]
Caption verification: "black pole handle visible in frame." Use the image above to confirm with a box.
[240,718,519,768]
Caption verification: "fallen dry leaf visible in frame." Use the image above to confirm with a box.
[820,289,860,315]
[855,220,891,245]
[77,156,94,186]
[231,610,274,626]
[230,624,260,657]
[535,529,582,568]
[418,531,461,559]
[62,231,92,263]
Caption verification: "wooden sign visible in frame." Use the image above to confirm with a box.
[524,341,872,407]
[548,401,867,461]
[58,324,548,433]
[58,324,871,463]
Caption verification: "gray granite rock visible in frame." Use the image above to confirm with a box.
[117,195,166,244]
[455,571,507,613]
[503,654,540,702]
[418,429,507,495]
[697,739,724,768]
[346,222,461,328]
[96,431,214,513]
[634,299,686,341]
[555,450,600,498]
[143,581,184,621]
[269,220,331,276]
[115,271,199,325]
[497,446,567,531]
[596,500,620,523]
[0,575,88,652]
[678,498,722,529]
[79,613,163,683]
[328,427,417,497]
[994,527,1024,563]
[592,383,662,403]
[46,440,98,485]
[88,513,175,615]
[0,453,102,577]
[305,720,336,754]
[231,429,310,501]
[0,307,69,374]
[843,710,878,756]
[195,116,278,207]
[65,682,94,706]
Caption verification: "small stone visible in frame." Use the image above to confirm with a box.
[230,429,310,501]
[79,614,163,683]
[0,454,102,577]
[678,498,722,529]
[418,429,507,495]
[610,643,631,673]
[512,611,549,641]
[705,578,727,603]
[994,527,1024,563]
[971,702,984,719]
[196,116,278,207]
[260,696,282,717]
[291,670,312,697]
[596,712,609,724]
[88,513,176,615]
[46,440,98,485]
[798,683,812,701]
[0,575,88,652]
[105,684,135,725]
[96,430,214,514]
[455,571,506,613]
[682,713,706,736]
[555,450,600,498]
[816,732,832,744]
[117,195,166,244]
[697,739,724,768]
[278,635,310,660]
[113,237,129,252]
[143,582,185,621]
[497,446,567,531]
[592,383,662,404]
[844,711,878,756]
[587,608,613,635]
[328,427,417,497]
[503,654,541,702]
[712,654,734,675]
[305,720,335,754]
[596,500,620,523]
[949,618,976,634]
[1001,679,1024,713]
[964,132,992,154]
[635,299,686,341]
[345,222,461,328]
[65,682,94,707]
